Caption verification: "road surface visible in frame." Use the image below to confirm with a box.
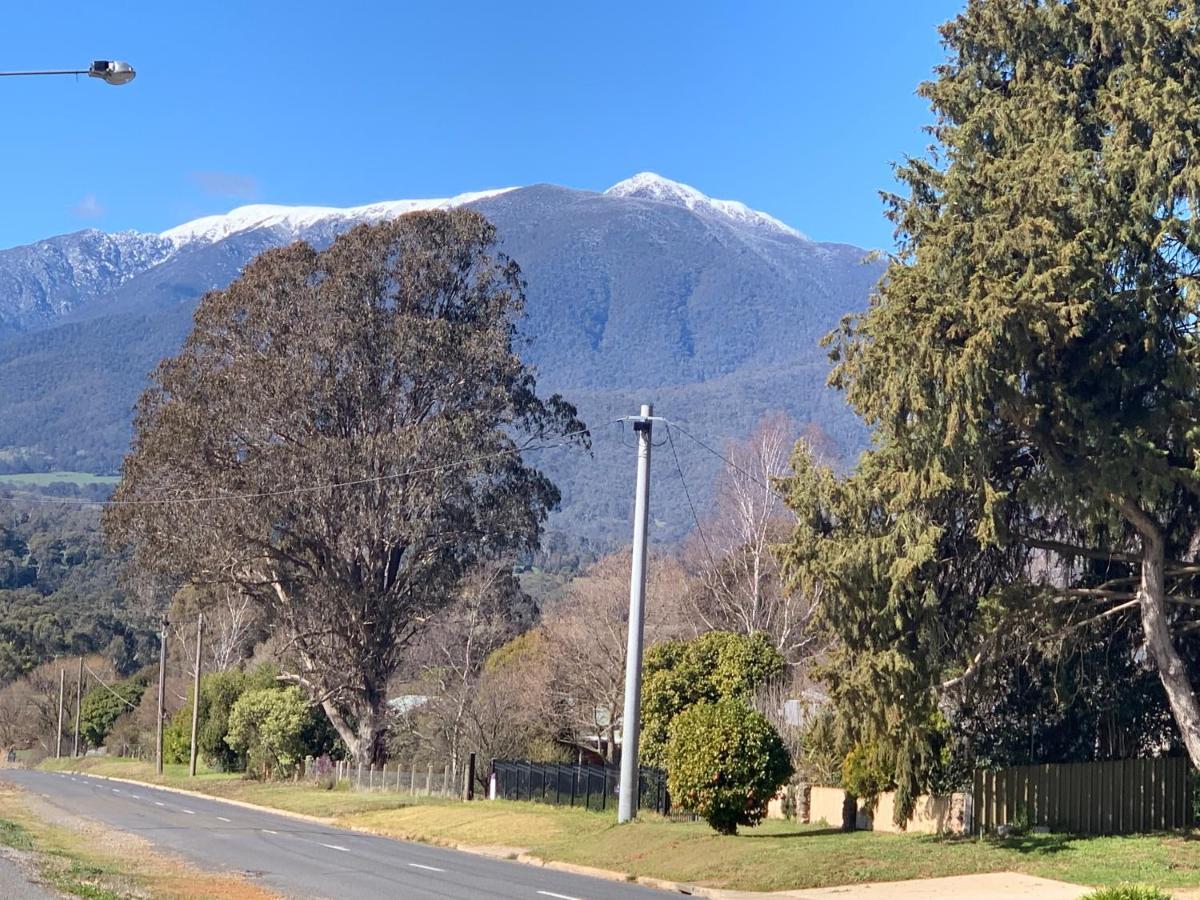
[1,768,671,900]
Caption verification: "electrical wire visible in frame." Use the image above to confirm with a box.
[665,422,718,568]
[83,663,139,710]
[660,418,790,502]
[1,421,611,510]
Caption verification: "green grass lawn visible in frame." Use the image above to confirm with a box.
[0,471,119,486]
[40,757,1200,893]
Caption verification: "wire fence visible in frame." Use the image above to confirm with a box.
[490,759,670,815]
[306,757,464,796]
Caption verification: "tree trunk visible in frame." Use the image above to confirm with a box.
[1123,501,1200,766]
[320,697,388,766]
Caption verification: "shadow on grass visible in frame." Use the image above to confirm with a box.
[741,827,846,839]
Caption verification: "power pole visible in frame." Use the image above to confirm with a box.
[156,613,168,776]
[189,613,203,777]
[72,656,83,757]
[618,403,653,824]
[55,668,65,759]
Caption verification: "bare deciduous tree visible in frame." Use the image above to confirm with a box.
[540,550,688,761]
[684,414,823,665]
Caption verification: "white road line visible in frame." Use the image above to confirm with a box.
[320,843,350,852]
[131,794,141,800]
[111,788,120,793]
[154,801,165,807]
[537,893,582,900]
[262,829,278,835]
[217,816,231,822]
[407,863,445,872]
[182,809,196,815]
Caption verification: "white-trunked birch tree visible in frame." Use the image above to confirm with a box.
[105,210,586,766]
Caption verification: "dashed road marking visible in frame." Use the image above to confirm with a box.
[537,893,582,900]
[182,809,195,815]
[217,816,231,822]
[262,829,278,835]
[111,788,121,793]
[320,843,350,852]
[407,863,445,872]
[154,801,165,807]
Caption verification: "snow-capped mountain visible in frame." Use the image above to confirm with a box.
[0,174,879,542]
[605,172,807,240]
[160,188,518,248]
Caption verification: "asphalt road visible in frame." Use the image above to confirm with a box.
[1,769,672,900]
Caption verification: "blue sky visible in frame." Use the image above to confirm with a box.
[2,1,962,251]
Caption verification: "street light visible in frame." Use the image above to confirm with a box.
[0,60,136,85]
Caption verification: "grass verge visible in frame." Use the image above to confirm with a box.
[41,757,1200,894]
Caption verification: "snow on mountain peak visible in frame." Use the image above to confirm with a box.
[605,172,806,240]
[160,188,519,247]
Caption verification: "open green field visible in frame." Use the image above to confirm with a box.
[39,757,1200,894]
[0,471,119,486]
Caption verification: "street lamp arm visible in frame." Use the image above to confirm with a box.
[0,61,135,85]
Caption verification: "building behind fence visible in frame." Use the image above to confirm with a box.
[490,759,669,816]
[973,756,1195,835]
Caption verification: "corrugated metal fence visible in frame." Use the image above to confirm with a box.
[973,757,1195,835]
[491,759,669,815]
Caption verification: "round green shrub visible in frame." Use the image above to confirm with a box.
[666,697,793,835]
[1083,886,1173,900]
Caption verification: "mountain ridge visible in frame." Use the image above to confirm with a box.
[0,174,880,544]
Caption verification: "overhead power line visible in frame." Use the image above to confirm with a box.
[2,422,610,510]
[659,418,790,503]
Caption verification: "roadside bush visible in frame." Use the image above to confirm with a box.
[666,698,792,835]
[1083,887,1173,900]
[79,674,148,749]
[225,686,309,779]
[196,666,279,771]
[641,631,784,768]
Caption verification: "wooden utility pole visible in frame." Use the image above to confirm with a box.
[72,656,83,757]
[189,613,203,777]
[55,668,65,758]
[156,614,168,776]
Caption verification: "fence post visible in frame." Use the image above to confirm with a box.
[570,765,577,808]
[410,764,416,794]
[356,762,362,790]
[426,764,433,795]
[370,763,375,791]
[465,753,476,801]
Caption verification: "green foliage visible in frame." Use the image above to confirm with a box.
[0,500,154,686]
[78,675,146,749]
[195,666,279,771]
[225,686,310,779]
[779,0,1200,824]
[162,705,189,766]
[1083,888,1173,900]
[840,743,894,803]
[665,698,792,835]
[641,631,784,768]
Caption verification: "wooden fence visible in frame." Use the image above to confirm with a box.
[973,757,1195,835]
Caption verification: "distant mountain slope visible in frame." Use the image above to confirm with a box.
[0,174,880,543]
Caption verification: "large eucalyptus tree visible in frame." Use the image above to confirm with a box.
[106,210,585,764]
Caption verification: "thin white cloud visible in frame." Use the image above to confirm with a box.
[191,171,261,199]
[71,193,105,219]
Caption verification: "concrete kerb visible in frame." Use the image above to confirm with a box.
[44,767,704,895]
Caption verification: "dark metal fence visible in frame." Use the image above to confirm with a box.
[490,759,669,815]
[973,756,1195,835]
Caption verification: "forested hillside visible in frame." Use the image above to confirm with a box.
[0,489,156,684]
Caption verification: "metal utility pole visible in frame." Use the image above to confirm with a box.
[618,403,654,824]
[72,656,83,757]
[156,614,168,775]
[189,613,203,777]
[55,668,65,759]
